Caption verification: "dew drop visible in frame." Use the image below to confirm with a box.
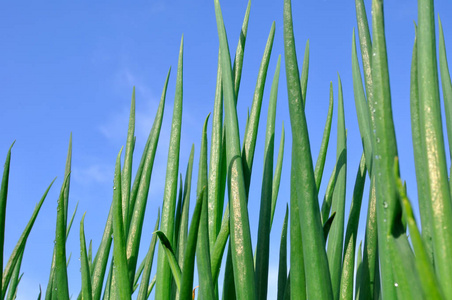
[113,187,116,190]
[383,201,388,208]
[383,219,387,222]
[376,138,380,143]
[394,282,399,287]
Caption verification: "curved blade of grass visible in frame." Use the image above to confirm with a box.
[174,175,184,252]
[300,40,309,107]
[80,213,93,300]
[210,204,229,283]
[137,209,160,300]
[410,25,434,266]
[284,0,333,298]
[439,16,452,169]
[232,0,251,99]
[277,204,288,300]
[289,176,306,300]
[352,31,373,174]
[354,0,373,106]
[196,115,215,300]
[255,54,281,300]
[270,123,285,230]
[112,148,131,299]
[388,233,422,299]
[314,83,334,192]
[155,37,184,300]
[0,143,14,297]
[339,153,366,300]
[208,49,224,255]
[63,134,72,230]
[146,274,156,298]
[128,68,170,290]
[214,1,256,299]
[323,212,336,241]
[358,174,378,300]
[242,22,275,196]
[371,1,402,298]
[5,248,23,300]
[122,87,135,234]
[54,174,71,300]
[394,159,443,299]
[102,259,113,300]
[1,150,52,295]
[179,189,204,300]
[176,145,194,284]
[91,203,113,300]
[327,74,347,300]
[418,0,452,296]
[66,202,78,240]
[154,231,181,291]
[320,161,339,225]
[355,241,363,300]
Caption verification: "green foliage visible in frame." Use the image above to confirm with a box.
[1,0,451,299]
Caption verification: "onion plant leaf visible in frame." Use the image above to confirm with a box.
[155,37,183,300]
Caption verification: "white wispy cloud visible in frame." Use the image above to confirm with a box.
[73,164,113,185]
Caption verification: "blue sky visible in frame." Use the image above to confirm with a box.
[1,1,451,299]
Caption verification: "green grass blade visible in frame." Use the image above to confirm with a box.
[320,162,338,225]
[255,54,280,300]
[339,153,367,300]
[208,50,224,254]
[63,134,72,230]
[300,40,309,106]
[112,148,131,299]
[154,231,182,291]
[277,204,288,300]
[323,212,336,241]
[410,25,434,266]
[371,1,402,298]
[137,209,160,300]
[354,0,373,104]
[176,145,194,279]
[155,37,184,300]
[214,1,256,299]
[327,74,347,299]
[355,241,363,300]
[128,68,170,289]
[418,0,452,296]
[102,260,113,300]
[5,248,23,300]
[394,160,444,299]
[66,201,78,240]
[196,115,215,300]
[80,213,93,300]
[210,205,229,283]
[358,174,378,300]
[122,87,136,234]
[91,204,113,300]
[232,0,251,99]
[174,174,184,255]
[284,0,333,297]
[179,189,204,300]
[146,274,156,299]
[54,174,71,300]
[314,83,334,192]
[289,194,306,300]
[242,22,275,196]
[270,123,285,230]
[0,143,14,297]
[352,31,373,174]
[3,164,54,300]
[439,16,452,166]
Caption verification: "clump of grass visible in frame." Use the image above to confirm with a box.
[0,0,451,299]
